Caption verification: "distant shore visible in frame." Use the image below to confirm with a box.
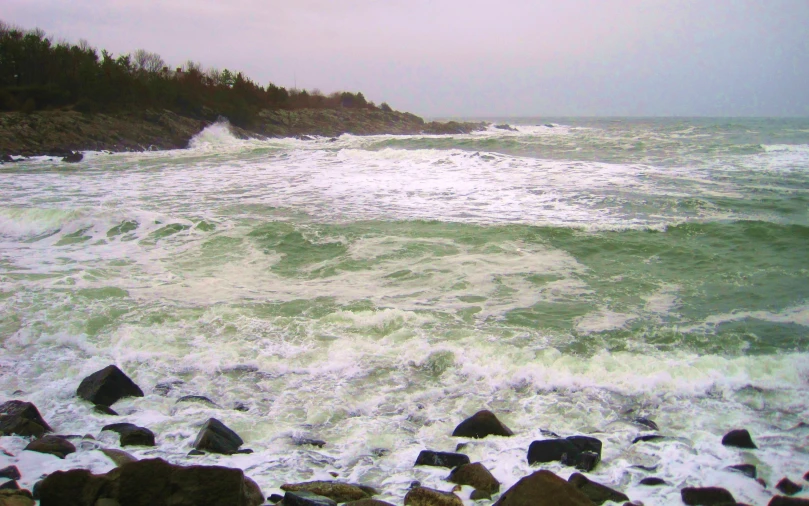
[0,108,486,158]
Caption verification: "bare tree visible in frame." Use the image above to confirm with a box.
[133,49,166,74]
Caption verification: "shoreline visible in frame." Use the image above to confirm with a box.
[0,108,487,159]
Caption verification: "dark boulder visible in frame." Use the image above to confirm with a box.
[447,462,500,496]
[805,471,809,482]
[61,152,83,163]
[770,497,809,505]
[176,395,219,408]
[284,491,338,506]
[493,470,595,506]
[776,478,803,496]
[680,487,736,505]
[0,401,53,437]
[562,450,600,472]
[24,436,76,459]
[632,434,667,444]
[639,477,667,486]
[726,464,756,478]
[494,124,518,132]
[0,467,21,481]
[93,405,118,416]
[0,480,19,490]
[99,448,137,467]
[632,417,659,430]
[76,365,144,407]
[280,482,377,503]
[721,429,757,449]
[268,494,284,503]
[37,458,263,506]
[193,417,243,454]
[414,450,470,469]
[568,473,629,505]
[527,436,602,469]
[452,410,514,438]
[0,488,34,506]
[344,500,396,506]
[101,423,155,447]
[292,436,326,448]
[404,487,463,506]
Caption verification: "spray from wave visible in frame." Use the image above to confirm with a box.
[188,119,243,149]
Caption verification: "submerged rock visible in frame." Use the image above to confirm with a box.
[527,436,602,470]
[176,395,219,408]
[76,365,144,407]
[452,410,514,439]
[447,462,500,496]
[776,478,803,496]
[23,436,76,459]
[721,429,757,449]
[101,423,155,447]
[680,487,736,505]
[61,152,83,163]
[414,450,470,469]
[639,477,667,486]
[0,401,53,437]
[404,487,463,506]
[494,124,518,132]
[568,473,629,505]
[93,405,118,416]
[727,464,757,479]
[284,491,337,506]
[193,418,243,454]
[37,458,263,506]
[280,481,377,503]
[494,470,595,506]
[99,448,137,467]
[632,434,667,444]
[632,417,659,431]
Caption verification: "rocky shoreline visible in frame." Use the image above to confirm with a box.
[0,108,486,159]
[1,365,808,506]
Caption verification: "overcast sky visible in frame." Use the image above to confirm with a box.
[5,0,809,117]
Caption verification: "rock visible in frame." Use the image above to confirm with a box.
[344,500,396,506]
[292,436,326,448]
[721,429,757,449]
[233,402,250,412]
[0,468,20,481]
[527,436,602,467]
[452,410,514,438]
[268,494,284,503]
[61,151,83,163]
[404,487,464,506]
[770,497,809,505]
[95,500,120,506]
[680,487,736,505]
[562,450,600,472]
[0,489,34,506]
[632,435,667,444]
[447,463,500,496]
[493,470,595,506]
[284,491,338,506]
[99,448,137,467]
[76,365,144,407]
[0,481,19,490]
[494,124,518,132]
[37,458,263,506]
[776,478,803,496]
[280,481,377,503]
[23,436,76,459]
[193,417,243,454]
[0,401,53,437]
[101,423,155,446]
[805,471,809,482]
[176,395,219,408]
[639,477,667,486]
[568,473,629,505]
[726,464,756,478]
[633,418,659,431]
[187,449,205,456]
[93,405,118,416]
[470,489,492,500]
[415,450,470,469]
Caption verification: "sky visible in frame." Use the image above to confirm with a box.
[4,0,809,117]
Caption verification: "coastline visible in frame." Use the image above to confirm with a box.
[0,108,486,158]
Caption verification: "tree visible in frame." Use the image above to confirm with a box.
[132,49,165,74]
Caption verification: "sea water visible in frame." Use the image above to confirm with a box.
[1,117,808,504]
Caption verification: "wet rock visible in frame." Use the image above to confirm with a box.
[632,434,667,444]
[292,436,326,448]
[0,488,34,506]
[776,478,803,496]
[562,450,600,472]
[527,436,602,468]
[285,491,338,506]
[805,471,809,482]
[455,443,467,452]
[0,154,14,163]
[344,500,396,506]
[721,429,757,449]
[0,481,19,490]
[415,450,470,469]
[410,481,421,489]
[638,477,667,486]
[769,497,809,505]
[193,417,243,454]
[494,470,595,506]
[101,423,155,447]
[568,473,629,505]
[404,487,464,506]
[233,402,250,412]
[99,448,137,467]
[680,487,736,505]
[24,436,76,459]
[61,152,83,163]
[37,457,263,506]
[76,365,144,407]
[631,464,658,472]
[187,449,205,456]
[452,410,514,438]
[447,462,500,496]
[280,481,377,503]
[0,401,53,437]
[494,124,518,132]
[726,464,756,479]
[0,467,21,481]
[633,417,659,431]
[176,395,219,408]
[93,405,118,416]
[268,493,284,503]
[153,380,183,396]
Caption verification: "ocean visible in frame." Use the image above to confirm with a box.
[1,117,808,504]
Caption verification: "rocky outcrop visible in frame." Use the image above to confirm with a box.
[403,487,463,506]
[23,436,76,459]
[280,481,377,503]
[0,401,52,437]
[414,450,470,469]
[493,470,595,506]
[36,458,263,506]
[101,423,156,447]
[452,410,514,439]
[721,429,757,449]
[76,365,144,407]
[193,418,243,454]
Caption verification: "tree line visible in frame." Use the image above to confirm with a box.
[0,21,393,127]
